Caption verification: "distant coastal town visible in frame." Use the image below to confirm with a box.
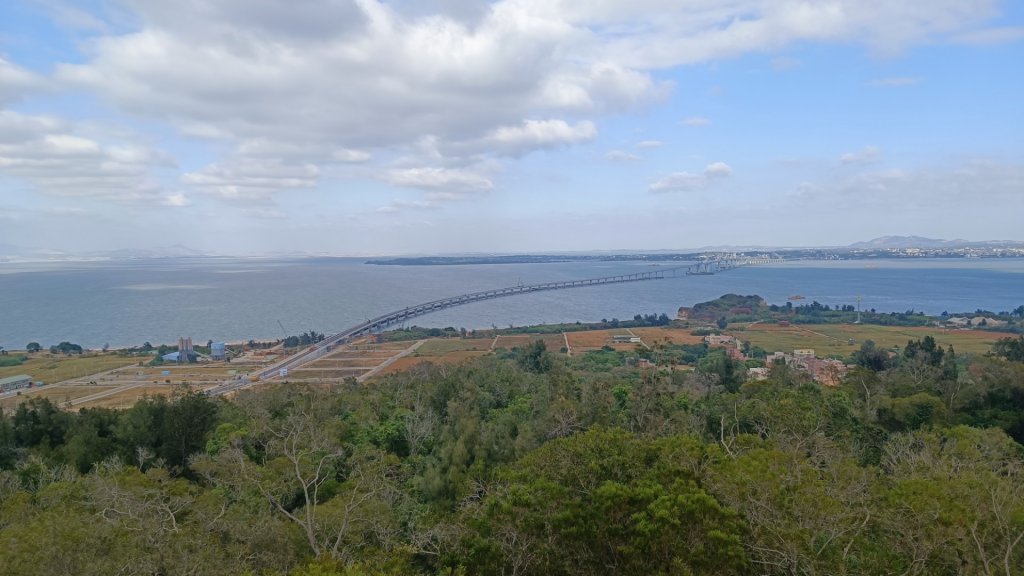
[368,245,1024,266]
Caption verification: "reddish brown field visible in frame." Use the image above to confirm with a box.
[308,358,389,369]
[565,329,618,348]
[379,350,489,375]
[289,368,366,380]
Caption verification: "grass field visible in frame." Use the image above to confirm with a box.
[416,338,494,355]
[0,353,141,385]
[0,384,118,411]
[76,384,215,410]
[630,327,705,346]
[735,323,1013,357]
[492,334,567,352]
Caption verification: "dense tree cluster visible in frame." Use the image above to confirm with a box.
[283,331,327,348]
[48,341,83,355]
[1,339,1023,575]
[994,335,1024,362]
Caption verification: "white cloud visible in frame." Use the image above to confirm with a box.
[0,110,173,203]
[45,206,88,216]
[477,119,597,157]
[840,146,881,165]
[649,172,705,193]
[39,0,109,31]
[236,138,371,164]
[790,160,1024,208]
[182,160,319,202]
[160,192,191,207]
[869,77,921,87]
[704,161,733,178]
[376,199,441,214]
[55,1,655,156]
[650,161,732,192]
[35,0,1004,212]
[243,207,288,219]
[635,140,663,149]
[682,116,711,127]
[384,166,494,193]
[333,149,372,163]
[61,0,990,149]
[605,150,641,162]
[0,58,46,105]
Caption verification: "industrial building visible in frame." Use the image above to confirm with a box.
[211,342,226,360]
[178,337,194,358]
[163,337,197,363]
[0,375,32,393]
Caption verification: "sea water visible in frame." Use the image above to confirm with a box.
[1,257,1021,349]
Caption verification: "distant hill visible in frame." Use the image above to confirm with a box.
[679,294,767,322]
[848,236,1024,249]
[90,244,211,259]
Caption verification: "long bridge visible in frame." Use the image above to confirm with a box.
[210,256,777,389]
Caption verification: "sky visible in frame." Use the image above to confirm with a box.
[1,0,1022,256]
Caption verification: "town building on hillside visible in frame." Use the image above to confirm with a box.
[747,367,769,380]
[767,350,850,385]
[726,346,746,361]
[705,334,737,346]
[612,335,642,344]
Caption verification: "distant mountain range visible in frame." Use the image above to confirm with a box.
[0,244,215,261]
[846,236,1024,250]
[92,244,212,259]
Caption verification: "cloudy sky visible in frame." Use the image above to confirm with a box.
[1,0,1022,255]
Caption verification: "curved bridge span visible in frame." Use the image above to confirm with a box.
[242,257,779,383]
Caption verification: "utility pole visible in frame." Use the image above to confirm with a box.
[855,296,863,324]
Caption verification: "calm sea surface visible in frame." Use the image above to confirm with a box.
[1,258,1022,349]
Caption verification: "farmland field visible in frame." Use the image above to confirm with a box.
[76,384,214,409]
[416,338,494,355]
[382,350,490,375]
[734,323,1013,357]
[565,329,642,351]
[492,334,566,352]
[630,327,705,345]
[0,353,140,385]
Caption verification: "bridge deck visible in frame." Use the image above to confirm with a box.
[209,257,780,389]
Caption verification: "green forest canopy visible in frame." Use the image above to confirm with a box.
[1,337,1023,575]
